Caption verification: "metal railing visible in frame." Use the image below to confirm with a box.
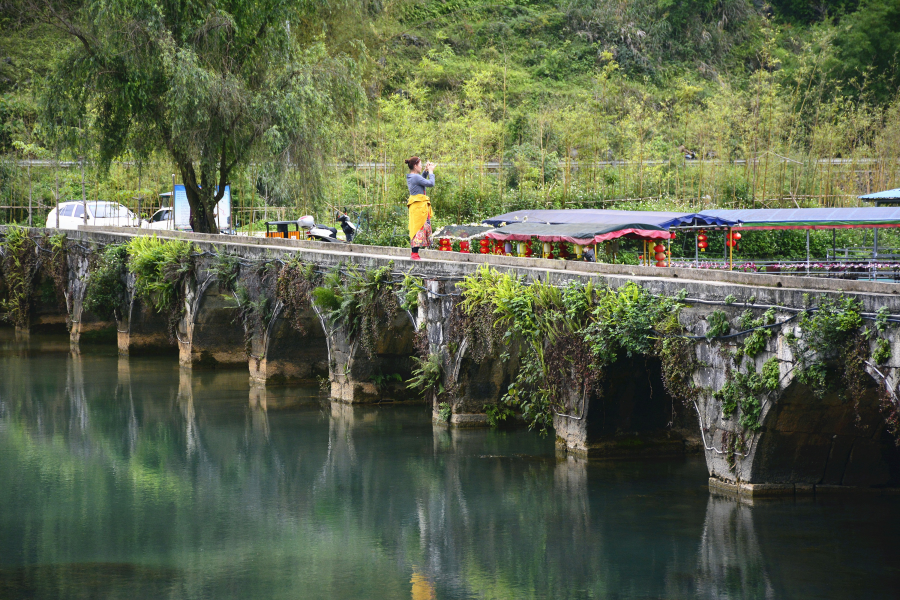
[671,257,900,281]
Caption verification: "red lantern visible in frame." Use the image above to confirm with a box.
[653,244,665,253]
[670,232,677,239]
[698,241,708,252]
[525,240,533,257]
[438,238,451,251]
[655,260,666,267]
[732,232,741,241]
[655,252,667,261]
[697,234,707,242]
[479,239,490,254]
[460,240,470,253]
[559,243,571,259]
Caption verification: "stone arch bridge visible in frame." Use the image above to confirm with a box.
[5,225,900,498]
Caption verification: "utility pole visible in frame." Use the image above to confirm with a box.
[81,158,87,227]
[55,158,60,229]
[27,163,32,227]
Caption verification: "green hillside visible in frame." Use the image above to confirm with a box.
[1,0,899,255]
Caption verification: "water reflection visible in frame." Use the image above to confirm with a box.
[0,330,898,599]
[694,495,775,599]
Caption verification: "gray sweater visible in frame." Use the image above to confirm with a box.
[407,172,435,196]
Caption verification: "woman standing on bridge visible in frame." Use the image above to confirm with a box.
[405,156,435,261]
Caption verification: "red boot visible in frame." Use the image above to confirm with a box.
[410,252,421,260]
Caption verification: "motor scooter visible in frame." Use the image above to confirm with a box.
[297,213,358,243]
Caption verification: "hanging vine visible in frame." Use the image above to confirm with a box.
[83,244,129,321]
[42,233,69,314]
[454,266,695,435]
[311,262,399,358]
[276,257,319,335]
[0,225,39,329]
[125,236,197,342]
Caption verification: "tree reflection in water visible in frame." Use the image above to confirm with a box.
[0,330,898,599]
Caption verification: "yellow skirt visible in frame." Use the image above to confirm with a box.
[408,194,433,247]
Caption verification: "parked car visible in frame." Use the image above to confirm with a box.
[46,201,146,230]
[142,207,175,230]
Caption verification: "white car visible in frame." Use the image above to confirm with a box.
[46,201,145,230]
[142,207,175,230]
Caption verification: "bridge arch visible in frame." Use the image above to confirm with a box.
[118,294,176,356]
[179,278,246,368]
[250,302,329,385]
[330,308,418,403]
[555,355,694,458]
[747,373,900,488]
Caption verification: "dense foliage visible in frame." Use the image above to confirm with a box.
[83,243,127,321]
[2,0,899,249]
[125,236,196,339]
[456,266,693,434]
[15,0,362,232]
[0,225,38,328]
[311,262,400,358]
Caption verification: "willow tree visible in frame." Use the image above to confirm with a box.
[35,0,362,232]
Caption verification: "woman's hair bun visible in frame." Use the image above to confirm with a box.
[405,156,420,170]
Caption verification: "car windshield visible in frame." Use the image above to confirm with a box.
[88,202,134,219]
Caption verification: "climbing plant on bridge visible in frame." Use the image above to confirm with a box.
[209,252,241,292]
[312,262,399,358]
[398,273,423,314]
[83,244,128,321]
[455,265,696,434]
[0,227,68,329]
[276,258,319,336]
[0,225,38,328]
[43,233,68,314]
[787,296,866,399]
[125,236,197,341]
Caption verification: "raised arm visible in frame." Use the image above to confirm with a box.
[409,173,435,188]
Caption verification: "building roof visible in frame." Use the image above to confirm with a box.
[859,188,900,203]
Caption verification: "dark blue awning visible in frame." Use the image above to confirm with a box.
[481,209,736,228]
[699,207,900,229]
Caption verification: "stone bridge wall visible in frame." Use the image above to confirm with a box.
[3,225,900,496]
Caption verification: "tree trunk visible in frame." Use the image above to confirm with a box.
[178,162,220,234]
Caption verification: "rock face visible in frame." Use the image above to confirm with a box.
[14,225,900,494]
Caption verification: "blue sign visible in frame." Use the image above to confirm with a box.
[172,185,231,230]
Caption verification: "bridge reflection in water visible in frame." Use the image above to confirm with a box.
[0,331,898,599]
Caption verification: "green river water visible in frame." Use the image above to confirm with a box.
[1,330,898,599]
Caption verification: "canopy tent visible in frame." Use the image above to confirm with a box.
[484,221,672,245]
[859,188,900,204]
[699,207,900,230]
[481,209,735,229]
[431,224,494,240]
